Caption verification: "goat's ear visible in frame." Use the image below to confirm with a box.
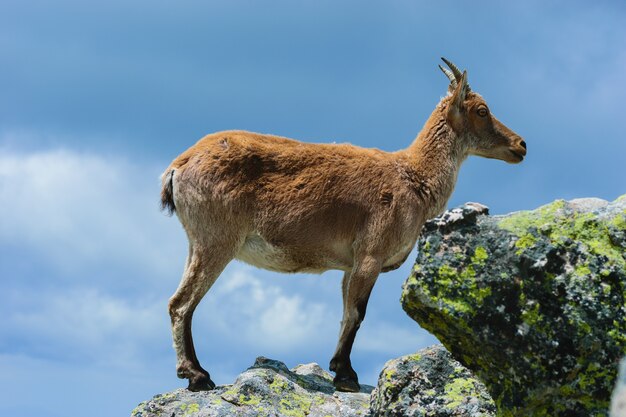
[447,70,468,131]
[450,70,468,109]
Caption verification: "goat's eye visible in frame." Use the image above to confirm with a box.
[477,107,488,117]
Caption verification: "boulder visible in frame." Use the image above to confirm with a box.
[402,196,626,416]
[131,357,373,417]
[370,344,495,416]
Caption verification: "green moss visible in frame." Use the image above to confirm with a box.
[384,368,394,381]
[155,392,178,401]
[575,264,591,276]
[278,393,313,417]
[460,264,476,280]
[472,246,488,265]
[521,302,541,326]
[498,199,625,270]
[610,210,626,229]
[443,375,478,409]
[608,327,626,346]
[498,200,565,235]
[180,403,200,416]
[239,393,261,406]
[383,368,396,389]
[514,233,537,254]
[430,253,492,315]
[268,376,315,417]
[438,264,457,283]
[424,388,436,397]
[269,378,289,394]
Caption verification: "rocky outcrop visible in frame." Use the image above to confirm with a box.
[131,357,373,417]
[132,347,497,417]
[370,344,495,417]
[402,196,626,416]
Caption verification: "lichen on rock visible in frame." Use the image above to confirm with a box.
[130,357,372,417]
[132,348,498,417]
[370,344,495,416]
[402,195,626,416]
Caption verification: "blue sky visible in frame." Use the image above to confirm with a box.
[1,1,625,416]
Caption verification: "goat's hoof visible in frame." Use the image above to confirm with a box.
[187,374,216,392]
[333,376,360,393]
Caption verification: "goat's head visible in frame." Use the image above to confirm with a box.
[439,57,527,164]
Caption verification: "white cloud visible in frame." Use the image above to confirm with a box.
[0,146,186,282]
[1,287,168,369]
[201,267,337,353]
[0,261,342,372]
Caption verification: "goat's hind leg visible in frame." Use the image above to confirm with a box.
[168,242,234,391]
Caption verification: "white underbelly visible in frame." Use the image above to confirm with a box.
[235,234,351,273]
[236,232,415,274]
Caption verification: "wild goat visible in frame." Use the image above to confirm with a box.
[161,58,526,392]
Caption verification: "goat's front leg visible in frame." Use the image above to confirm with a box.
[330,256,381,392]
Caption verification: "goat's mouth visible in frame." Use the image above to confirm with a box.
[508,149,525,163]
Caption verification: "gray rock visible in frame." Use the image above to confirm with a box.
[131,350,495,417]
[612,358,626,417]
[370,344,495,417]
[130,356,373,417]
[402,195,626,416]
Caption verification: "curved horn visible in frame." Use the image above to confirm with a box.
[438,64,457,87]
[441,57,462,80]
[441,57,471,92]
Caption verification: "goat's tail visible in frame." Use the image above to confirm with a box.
[160,169,176,216]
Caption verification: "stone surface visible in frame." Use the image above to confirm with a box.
[130,357,373,417]
[370,344,495,417]
[132,349,499,417]
[612,358,626,417]
[402,195,626,416]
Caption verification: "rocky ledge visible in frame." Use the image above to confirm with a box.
[131,356,372,417]
[132,345,495,417]
[402,195,626,416]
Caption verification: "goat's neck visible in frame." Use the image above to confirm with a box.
[404,101,467,218]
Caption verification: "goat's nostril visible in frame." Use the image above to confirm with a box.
[520,140,527,150]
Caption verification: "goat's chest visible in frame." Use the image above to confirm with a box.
[380,239,416,272]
